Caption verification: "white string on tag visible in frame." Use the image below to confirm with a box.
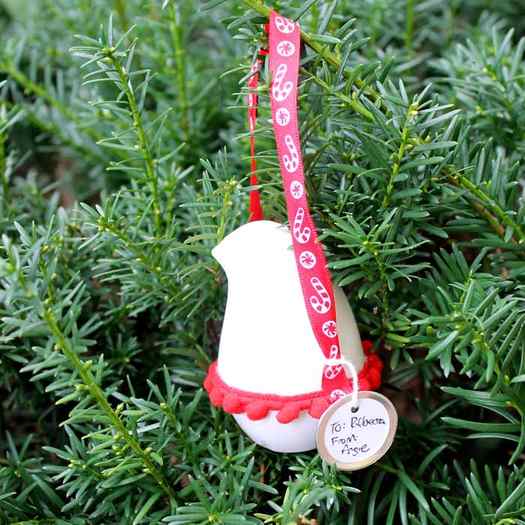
[325,359,359,411]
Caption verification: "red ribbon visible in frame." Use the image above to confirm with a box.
[247,12,353,400]
[247,57,264,221]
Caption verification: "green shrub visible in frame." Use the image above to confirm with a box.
[1,1,524,523]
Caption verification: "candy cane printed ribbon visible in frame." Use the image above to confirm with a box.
[203,11,383,424]
[266,11,353,399]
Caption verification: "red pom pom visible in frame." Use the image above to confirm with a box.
[362,340,373,353]
[368,369,382,389]
[209,387,224,407]
[223,393,243,414]
[359,379,370,391]
[203,350,385,423]
[203,374,213,392]
[277,402,302,424]
[309,397,329,418]
[246,401,270,420]
[267,400,283,412]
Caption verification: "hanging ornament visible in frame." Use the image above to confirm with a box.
[204,11,385,455]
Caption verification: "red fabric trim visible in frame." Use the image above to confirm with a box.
[204,341,383,424]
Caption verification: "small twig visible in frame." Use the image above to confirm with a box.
[383,106,414,208]
[447,169,525,248]
[405,0,415,51]
[1,63,101,145]
[302,68,373,121]
[0,116,8,210]
[114,0,130,29]
[168,3,190,142]
[106,50,163,232]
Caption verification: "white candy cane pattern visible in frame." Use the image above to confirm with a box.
[272,64,293,102]
[293,207,311,244]
[329,389,346,401]
[275,16,295,34]
[324,347,343,380]
[299,250,316,269]
[329,344,339,359]
[277,40,296,57]
[275,107,291,126]
[309,276,331,314]
[283,135,299,173]
[324,365,342,380]
[322,320,337,338]
[289,180,303,199]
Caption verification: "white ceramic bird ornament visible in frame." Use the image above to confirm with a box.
[204,221,382,452]
[203,11,382,453]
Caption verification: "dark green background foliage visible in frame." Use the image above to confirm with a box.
[1,0,525,523]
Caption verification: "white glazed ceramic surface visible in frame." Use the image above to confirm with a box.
[234,412,318,452]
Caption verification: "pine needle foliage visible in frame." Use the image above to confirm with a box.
[1,0,525,523]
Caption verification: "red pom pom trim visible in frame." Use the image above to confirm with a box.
[203,341,383,423]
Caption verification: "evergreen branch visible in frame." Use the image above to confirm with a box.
[301,68,373,121]
[0,107,9,210]
[3,2,525,522]
[405,0,416,51]
[240,0,520,251]
[114,0,130,30]
[447,169,525,247]
[241,0,378,112]
[103,47,163,233]
[95,209,180,297]
[168,3,190,141]
[41,307,176,501]
[382,106,413,208]
[0,62,101,145]
[1,98,107,165]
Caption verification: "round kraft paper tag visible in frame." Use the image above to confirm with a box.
[316,391,397,471]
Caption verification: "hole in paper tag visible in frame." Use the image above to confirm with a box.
[316,391,397,471]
